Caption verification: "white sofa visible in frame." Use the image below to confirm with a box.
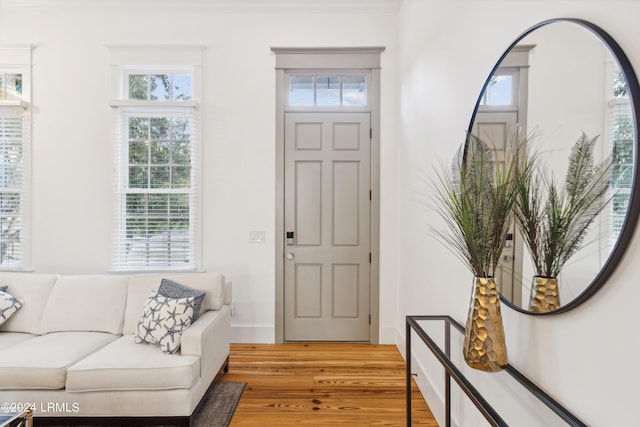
[0,271,232,426]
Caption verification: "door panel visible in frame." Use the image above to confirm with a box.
[295,264,322,317]
[284,112,371,342]
[295,161,322,245]
[332,264,360,317]
[333,161,360,245]
[472,111,523,305]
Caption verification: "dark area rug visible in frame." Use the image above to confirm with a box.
[192,381,246,427]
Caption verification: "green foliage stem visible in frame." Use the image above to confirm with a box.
[514,132,613,277]
[432,134,527,278]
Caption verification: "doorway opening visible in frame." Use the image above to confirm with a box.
[272,47,384,343]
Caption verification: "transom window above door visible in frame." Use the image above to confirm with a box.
[288,73,368,108]
[479,69,518,107]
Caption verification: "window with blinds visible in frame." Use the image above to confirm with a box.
[0,105,27,268]
[609,97,633,244]
[0,63,30,270]
[111,69,200,271]
[605,69,633,248]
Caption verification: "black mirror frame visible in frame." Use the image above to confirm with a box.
[468,18,640,315]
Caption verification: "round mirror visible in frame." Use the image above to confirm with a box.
[468,18,640,314]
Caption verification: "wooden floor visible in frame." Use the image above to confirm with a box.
[222,343,438,426]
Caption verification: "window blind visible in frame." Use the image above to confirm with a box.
[608,98,633,245]
[0,105,29,269]
[111,105,200,271]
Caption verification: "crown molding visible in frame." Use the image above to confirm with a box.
[1,0,403,12]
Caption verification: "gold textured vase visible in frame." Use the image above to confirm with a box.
[529,276,561,313]
[463,277,508,372]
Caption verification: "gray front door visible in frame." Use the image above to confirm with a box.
[472,111,523,305]
[284,112,371,341]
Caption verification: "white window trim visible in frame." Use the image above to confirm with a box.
[478,68,519,111]
[107,45,204,102]
[0,45,32,271]
[109,100,199,109]
[108,45,203,272]
[112,106,200,272]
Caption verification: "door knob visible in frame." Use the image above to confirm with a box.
[286,252,295,260]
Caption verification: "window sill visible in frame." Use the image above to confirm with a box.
[0,99,28,109]
[109,99,198,109]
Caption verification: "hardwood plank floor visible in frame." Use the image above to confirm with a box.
[222,343,438,426]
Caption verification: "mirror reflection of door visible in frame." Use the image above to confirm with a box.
[472,47,532,308]
[469,19,640,314]
[472,112,523,305]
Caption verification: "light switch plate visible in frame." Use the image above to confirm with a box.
[249,230,266,243]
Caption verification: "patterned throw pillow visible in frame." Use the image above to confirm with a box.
[134,289,197,354]
[0,290,24,326]
[0,286,7,292]
[158,278,206,321]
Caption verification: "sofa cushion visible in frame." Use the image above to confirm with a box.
[158,278,206,320]
[0,290,23,326]
[0,273,58,334]
[123,273,224,335]
[0,331,35,351]
[0,332,118,389]
[66,334,200,392]
[39,275,129,335]
[134,289,197,354]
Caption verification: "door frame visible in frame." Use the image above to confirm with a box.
[272,46,384,343]
[474,44,532,308]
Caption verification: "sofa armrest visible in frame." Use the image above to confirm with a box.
[181,308,230,356]
[180,306,231,383]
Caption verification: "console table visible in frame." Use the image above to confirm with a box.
[406,315,586,426]
[0,409,32,427]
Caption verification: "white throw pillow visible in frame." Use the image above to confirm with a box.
[0,290,24,326]
[134,289,197,354]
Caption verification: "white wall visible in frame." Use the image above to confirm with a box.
[0,1,399,343]
[3,0,640,424]
[396,1,640,426]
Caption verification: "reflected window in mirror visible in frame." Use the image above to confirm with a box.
[480,70,516,107]
[609,69,633,244]
[467,18,640,314]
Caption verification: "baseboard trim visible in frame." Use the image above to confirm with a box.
[231,325,275,343]
[378,326,398,344]
[232,325,398,345]
[394,325,447,427]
